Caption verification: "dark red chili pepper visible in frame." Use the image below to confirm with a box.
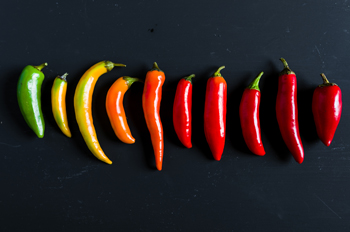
[276,58,304,164]
[173,74,195,148]
[239,72,265,156]
[204,66,227,161]
[312,73,342,146]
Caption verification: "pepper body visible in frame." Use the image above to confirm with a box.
[17,63,47,138]
[312,73,342,146]
[276,58,304,164]
[173,74,194,148]
[51,73,71,138]
[142,62,165,171]
[239,72,265,156]
[74,61,125,164]
[204,66,227,161]
[106,76,140,144]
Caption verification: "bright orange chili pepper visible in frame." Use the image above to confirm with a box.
[74,61,125,164]
[142,62,165,171]
[106,76,141,144]
[51,73,71,138]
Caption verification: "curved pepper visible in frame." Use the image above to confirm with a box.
[173,74,194,148]
[17,62,48,138]
[204,66,227,161]
[51,73,71,138]
[312,73,342,146]
[74,61,126,164]
[276,58,304,163]
[106,76,141,144]
[239,72,265,156]
[142,62,165,171]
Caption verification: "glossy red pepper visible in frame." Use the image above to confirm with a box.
[276,58,304,164]
[239,72,265,156]
[142,62,165,171]
[312,73,342,146]
[204,66,227,161]
[173,74,194,148]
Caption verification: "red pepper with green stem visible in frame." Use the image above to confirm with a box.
[312,73,342,146]
[204,66,227,161]
[239,72,265,156]
[173,74,195,148]
[276,58,304,164]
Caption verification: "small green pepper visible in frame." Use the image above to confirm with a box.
[17,63,48,138]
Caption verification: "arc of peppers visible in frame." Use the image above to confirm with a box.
[74,61,126,164]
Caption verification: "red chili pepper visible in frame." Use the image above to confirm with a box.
[142,62,165,171]
[312,73,342,146]
[239,72,265,156]
[204,66,227,161]
[173,74,195,148]
[276,58,304,164]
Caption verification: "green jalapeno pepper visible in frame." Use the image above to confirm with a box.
[17,62,48,138]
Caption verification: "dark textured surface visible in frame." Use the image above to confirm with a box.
[0,0,349,231]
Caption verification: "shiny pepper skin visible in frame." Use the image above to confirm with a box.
[276,58,304,164]
[312,73,342,146]
[51,73,71,138]
[204,66,227,161]
[74,61,125,164]
[173,74,194,148]
[106,76,141,144]
[142,62,165,171]
[239,72,265,156]
[17,62,48,138]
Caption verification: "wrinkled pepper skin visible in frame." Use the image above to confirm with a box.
[17,63,48,138]
[204,66,227,161]
[276,58,304,164]
[51,73,71,138]
[312,73,342,146]
[173,74,194,148]
[142,62,165,171]
[106,76,141,144]
[74,61,125,164]
[239,72,265,156]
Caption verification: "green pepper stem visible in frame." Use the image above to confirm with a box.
[247,72,264,91]
[123,76,143,88]
[279,58,289,69]
[213,66,225,77]
[184,74,195,83]
[33,62,48,71]
[320,73,329,84]
[150,62,163,72]
[59,73,68,81]
[105,61,126,72]
[279,57,295,75]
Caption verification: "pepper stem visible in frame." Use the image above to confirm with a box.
[33,62,48,71]
[59,73,68,81]
[150,62,163,72]
[184,74,195,84]
[280,58,289,69]
[213,66,225,77]
[320,73,329,84]
[123,76,143,88]
[105,61,126,72]
[247,72,264,91]
[279,57,295,75]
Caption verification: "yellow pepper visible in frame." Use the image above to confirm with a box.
[74,61,126,164]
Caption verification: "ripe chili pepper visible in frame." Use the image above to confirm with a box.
[74,61,126,164]
[239,72,265,156]
[312,73,342,146]
[106,76,141,144]
[204,66,227,161]
[276,58,304,164]
[173,74,195,148]
[17,62,48,138]
[51,73,71,138]
[142,62,165,171]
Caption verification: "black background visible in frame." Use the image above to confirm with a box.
[1,0,349,231]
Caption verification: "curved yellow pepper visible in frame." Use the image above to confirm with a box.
[74,61,126,164]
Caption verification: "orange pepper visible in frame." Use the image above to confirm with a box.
[106,76,141,144]
[74,61,125,164]
[142,62,165,171]
[51,73,71,138]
